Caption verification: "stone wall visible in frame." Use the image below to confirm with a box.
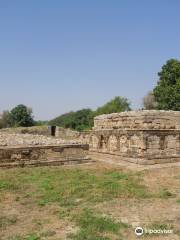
[0,144,90,168]
[55,127,80,139]
[0,132,90,168]
[94,110,180,130]
[0,126,80,139]
[78,131,91,144]
[0,132,79,146]
[90,111,180,165]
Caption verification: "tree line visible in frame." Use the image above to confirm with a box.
[0,96,130,131]
[0,59,180,131]
[49,96,131,131]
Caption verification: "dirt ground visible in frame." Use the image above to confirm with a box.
[0,162,180,240]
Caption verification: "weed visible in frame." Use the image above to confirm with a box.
[158,188,176,199]
[68,208,128,240]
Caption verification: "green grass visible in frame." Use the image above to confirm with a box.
[0,180,18,191]
[176,199,180,204]
[5,213,126,240]
[0,167,177,240]
[68,208,128,240]
[25,234,40,240]
[0,167,147,240]
[158,188,176,199]
[7,231,57,240]
[0,167,152,208]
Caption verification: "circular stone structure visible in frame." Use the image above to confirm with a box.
[90,110,180,165]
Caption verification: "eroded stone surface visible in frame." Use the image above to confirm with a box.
[0,131,91,168]
[89,110,180,165]
[0,144,90,168]
[0,133,79,147]
[94,110,180,130]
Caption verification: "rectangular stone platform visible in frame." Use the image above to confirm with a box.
[0,144,90,168]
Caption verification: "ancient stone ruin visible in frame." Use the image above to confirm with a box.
[0,144,89,168]
[0,110,180,167]
[0,133,89,168]
[88,110,180,165]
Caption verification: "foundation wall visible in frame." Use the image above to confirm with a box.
[89,111,180,165]
[89,130,180,164]
[0,144,90,168]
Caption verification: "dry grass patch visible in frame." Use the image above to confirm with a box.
[0,163,179,240]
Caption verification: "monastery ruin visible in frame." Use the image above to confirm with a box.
[0,110,180,167]
[88,110,180,165]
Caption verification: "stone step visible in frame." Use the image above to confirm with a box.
[90,151,180,165]
[0,158,94,168]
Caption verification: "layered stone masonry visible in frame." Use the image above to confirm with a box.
[0,133,90,168]
[0,144,90,168]
[94,110,180,130]
[89,110,180,165]
[0,132,79,146]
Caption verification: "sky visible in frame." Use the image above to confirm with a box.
[0,0,180,120]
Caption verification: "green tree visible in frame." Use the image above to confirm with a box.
[94,96,131,116]
[153,59,180,110]
[49,96,131,131]
[9,104,34,127]
[49,111,76,129]
[0,111,11,128]
[34,120,48,126]
[49,109,93,131]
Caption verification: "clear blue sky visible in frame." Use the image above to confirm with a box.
[0,0,180,120]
